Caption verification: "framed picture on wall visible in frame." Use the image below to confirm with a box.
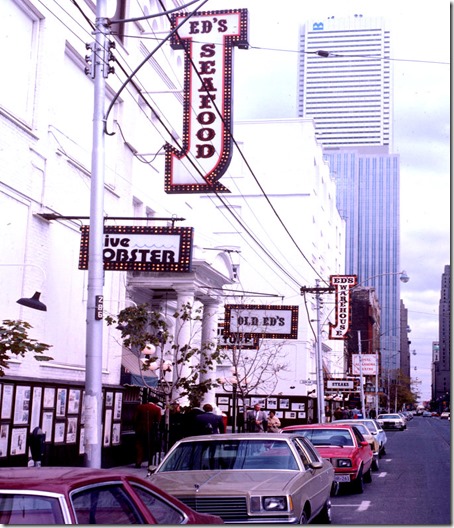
[56,388,67,417]
[10,428,27,456]
[105,392,113,408]
[42,412,53,442]
[267,398,277,409]
[291,402,305,412]
[54,422,65,443]
[30,387,42,430]
[217,396,229,405]
[43,387,55,408]
[285,411,297,419]
[112,423,121,445]
[279,398,289,409]
[114,393,122,420]
[68,389,80,414]
[13,386,30,425]
[0,424,9,457]
[104,409,112,446]
[67,417,78,443]
[1,385,13,419]
[79,427,85,455]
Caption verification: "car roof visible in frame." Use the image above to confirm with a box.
[282,423,356,430]
[0,467,154,493]
[179,432,289,441]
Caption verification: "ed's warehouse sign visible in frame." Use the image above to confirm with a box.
[79,225,193,272]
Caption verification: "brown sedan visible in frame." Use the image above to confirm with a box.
[148,432,336,524]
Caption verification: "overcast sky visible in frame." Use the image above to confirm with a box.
[204,0,451,401]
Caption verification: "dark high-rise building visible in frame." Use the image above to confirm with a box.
[433,265,451,408]
[298,16,403,376]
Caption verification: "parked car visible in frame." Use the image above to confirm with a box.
[148,433,335,524]
[281,423,373,494]
[331,418,386,466]
[0,467,224,525]
[422,410,433,417]
[440,411,450,420]
[377,413,407,430]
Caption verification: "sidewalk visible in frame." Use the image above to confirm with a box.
[112,462,157,479]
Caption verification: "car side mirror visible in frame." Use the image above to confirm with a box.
[360,441,369,448]
[310,460,324,469]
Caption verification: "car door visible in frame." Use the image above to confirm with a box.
[292,438,331,512]
[351,427,372,471]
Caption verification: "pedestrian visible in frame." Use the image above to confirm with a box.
[267,410,281,432]
[182,402,205,437]
[168,402,184,447]
[246,403,268,432]
[369,408,377,419]
[133,395,162,468]
[333,407,343,421]
[194,403,226,435]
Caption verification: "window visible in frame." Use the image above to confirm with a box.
[132,484,185,524]
[71,484,142,524]
[0,493,65,524]
[0,1,40,122]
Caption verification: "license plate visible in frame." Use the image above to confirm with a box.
[334,474,351,482]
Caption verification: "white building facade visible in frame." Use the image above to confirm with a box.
[0,1,345,465]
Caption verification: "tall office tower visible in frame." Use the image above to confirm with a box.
[298,16,402,377]
[433,265,451,403]
[298,15,391,148]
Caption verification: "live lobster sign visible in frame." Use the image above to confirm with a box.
[165,9,248,194]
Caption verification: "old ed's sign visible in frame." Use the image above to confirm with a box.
[78,225,193,272]
[224,304,299,340]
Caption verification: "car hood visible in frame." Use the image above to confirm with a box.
[149,470,302,495]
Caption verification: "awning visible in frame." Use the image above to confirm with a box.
[121,350,158,387]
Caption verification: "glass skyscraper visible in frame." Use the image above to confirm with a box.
[298,16,403,375]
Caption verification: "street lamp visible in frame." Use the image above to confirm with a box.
[0,264,47,311]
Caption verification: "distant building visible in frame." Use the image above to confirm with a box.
[298,16,403,378]
[433,265,451,408]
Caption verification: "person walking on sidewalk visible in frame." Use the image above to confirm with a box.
[133,395,162,468]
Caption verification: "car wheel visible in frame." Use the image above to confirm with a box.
[364,466,372,483]
[298,507,310,524]
[352,467,364,494]
[313,499,332,524]
[372,457,380,471]
[330,481,339,497]
[381,446,386,456]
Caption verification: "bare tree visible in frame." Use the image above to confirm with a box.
[218,339,289,429]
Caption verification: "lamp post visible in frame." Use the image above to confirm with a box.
[219,375,249,433]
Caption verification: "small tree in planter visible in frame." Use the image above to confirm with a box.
[106,302,223,450]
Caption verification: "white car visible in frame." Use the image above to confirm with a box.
[440,411,450,420]
[333,418,387,457]
[377,413,406,430]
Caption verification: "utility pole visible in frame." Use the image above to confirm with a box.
[84,0,109,468]
[301,282,333,423]
[357,330,366,418]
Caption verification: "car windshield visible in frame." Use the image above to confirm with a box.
[284,429,353,447]
[157,439,299,471]
[378,414,400,419]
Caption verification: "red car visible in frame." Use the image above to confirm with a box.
[281,424,373,494]
[0,467,223,524]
